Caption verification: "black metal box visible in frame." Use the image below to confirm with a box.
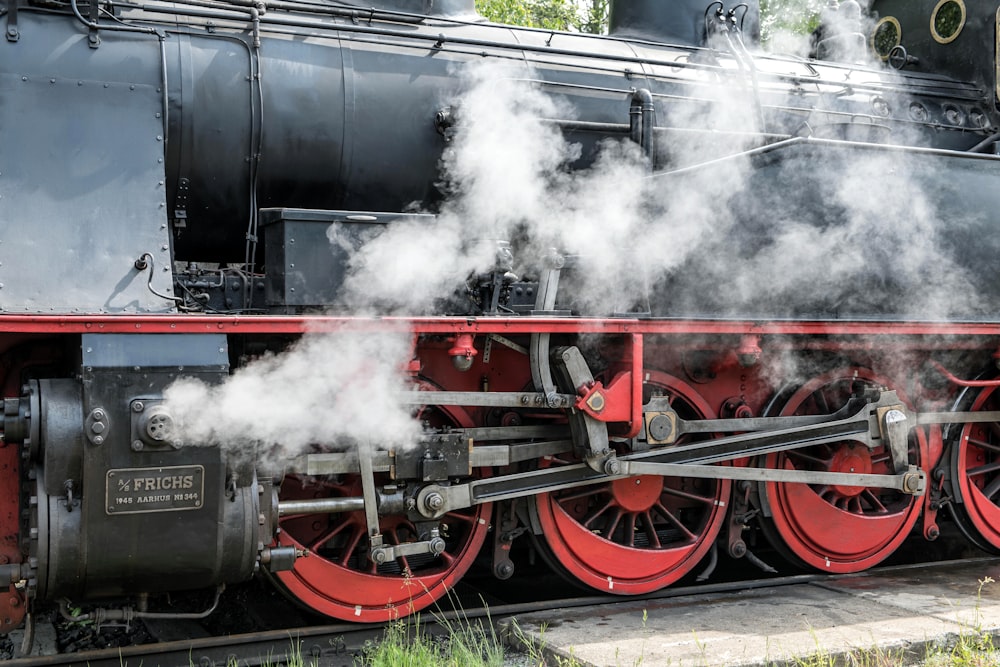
[260,208,432,310]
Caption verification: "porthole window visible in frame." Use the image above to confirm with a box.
[931,0,966,44]
[871,16,902,60]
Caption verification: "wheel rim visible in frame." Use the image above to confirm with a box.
[532,371,731,594]
[761,369,924,572]
[272,400,491,622]
[951,384,1000,551]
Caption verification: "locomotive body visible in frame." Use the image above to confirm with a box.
[4,0,1000,636]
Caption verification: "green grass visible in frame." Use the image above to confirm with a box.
[355,613,507,667]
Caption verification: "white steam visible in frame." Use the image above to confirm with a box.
[163,40,986,459]
[163,331,422,464]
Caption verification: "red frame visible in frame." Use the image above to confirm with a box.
[4,314,1000,337]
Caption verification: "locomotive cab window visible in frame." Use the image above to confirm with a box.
[871,16,902,59]
[931,0,966,43]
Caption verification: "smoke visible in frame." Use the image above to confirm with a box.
[163,26,986,461]
[163,330,422,466]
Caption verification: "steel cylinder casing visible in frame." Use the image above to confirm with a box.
[23,336,262,600]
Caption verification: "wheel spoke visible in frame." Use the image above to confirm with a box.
[980,475,1000,500]
[967,461,1000,478]
[338,526,366,568]
[443,511,475,525]
[861,489,889,514]
[307,519,352,551]
[787,450,831,467]
[659,485,716,505]
[557,485,610,503]
[580,496,615,529]
[604,508,624,541]
[988,421,1000,440]
[640,511,662,548]
[813,389,831,415]
[968,436,1000,455]
[653,502,698,541]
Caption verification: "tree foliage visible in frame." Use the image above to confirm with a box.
[475,0,820,41]
[475,0,609,34]
[758,0,823,41]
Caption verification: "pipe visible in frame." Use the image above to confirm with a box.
[59,585,225,626]
[630,88,656,161]
[930,360,1000,388]
[278,496,366,516]
[969,131,1000,154]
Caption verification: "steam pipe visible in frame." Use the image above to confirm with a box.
[629,88,656,162]
[969,131,1000,154]
[59,585,225,625]
[929,360,1000,388]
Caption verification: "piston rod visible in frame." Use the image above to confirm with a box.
[278,497,365,516]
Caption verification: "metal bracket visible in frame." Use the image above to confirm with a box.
[551,346,611,472]
[529,251,565,409]
[88,0,101,48]
[172,177,190,227]
[6,0,19,42]
[390,432,471,481]
[370,528,445,565]
[879,406,910,473]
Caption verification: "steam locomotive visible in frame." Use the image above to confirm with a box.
[3,0,1000,638]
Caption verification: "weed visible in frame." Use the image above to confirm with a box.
[924,576,1000,667]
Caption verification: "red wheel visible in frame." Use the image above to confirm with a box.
[950,384,1000,552]
[531,371,731,594]
[760,369,925,572]
[272,399,491,622]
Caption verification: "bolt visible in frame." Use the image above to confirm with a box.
[730,540,747,558]
[371,549,388,565]
[131,440,143,452]
[91,421,105,434]
[604,459,621,476]
[92,409,105,421]
[93,435,104,446]
[424,492,444,512]
[428,537,446,555]
[132,401,145,413]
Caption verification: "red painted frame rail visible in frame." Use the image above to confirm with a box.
[5,314,1000,337]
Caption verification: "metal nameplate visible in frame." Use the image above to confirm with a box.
[106,465,205,515]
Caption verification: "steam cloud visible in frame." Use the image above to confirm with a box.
[164,29,986,458]
[163,331,422,465]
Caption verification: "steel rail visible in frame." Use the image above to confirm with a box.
[6,557,997,667]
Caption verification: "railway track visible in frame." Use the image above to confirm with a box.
[5,547,989,667]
